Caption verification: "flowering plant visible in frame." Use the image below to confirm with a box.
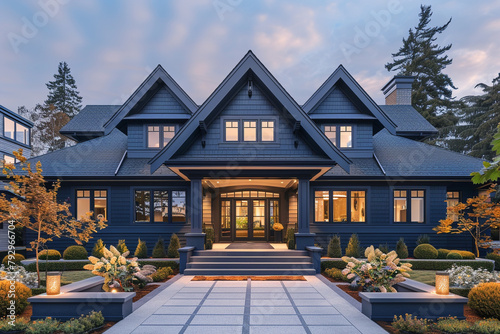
[446,264,500,289]
[272,223,284,231]
[0,264,37,288]
[84,245,142,292]
[342,245,412,292]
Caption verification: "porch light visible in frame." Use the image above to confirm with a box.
[46,272,61,295]
[435,272,449,295]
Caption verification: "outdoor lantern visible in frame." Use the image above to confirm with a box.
[46,272,61,295]
[111,288,118,293]
[435,271,450,295]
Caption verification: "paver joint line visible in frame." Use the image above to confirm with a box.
[281,281,312,334]
[177,281,216,334]
[242,278,251,334]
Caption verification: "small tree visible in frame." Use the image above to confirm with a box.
[433,188,500,257]
[416,234,430,245]
[167,234,180,258]
[396,238,409,259]
[134,239,148,259]
[0,150,107,285]
[92,239,105,258]
[345,234,361,258]
[116,239,128,254]
[327,235,342,258]
[152,238,166,258]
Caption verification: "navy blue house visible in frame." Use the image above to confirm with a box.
[27,51,483,254]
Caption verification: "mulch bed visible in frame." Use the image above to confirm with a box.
[192,276,307,281]
[335,283,363,303]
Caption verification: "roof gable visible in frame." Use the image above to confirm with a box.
[303,66,397,132]
[150,51,351,173]
[104,65,197,134]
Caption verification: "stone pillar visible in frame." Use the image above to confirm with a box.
[295,178,316,249]
[185,178,206,250]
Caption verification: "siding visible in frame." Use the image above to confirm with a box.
[288,192,298,230]
[312,87,364,115]
[203,192,212,227]
[136,86,189,115]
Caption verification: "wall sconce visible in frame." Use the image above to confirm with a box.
[435,271,449,295]
[46,272,61,295]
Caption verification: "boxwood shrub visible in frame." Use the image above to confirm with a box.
[321,260,347,271]
[37,249,61,260]
[486,252,500,270]
[2,253,25,265]
[400,259,494,271]
[413,244,438,259]
[63,245,88,260]
[447,252,463,260]
[437,248,450,259]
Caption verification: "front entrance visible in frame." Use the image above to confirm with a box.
[219,190,280,242]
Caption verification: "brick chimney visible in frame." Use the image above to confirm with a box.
[381,76,415,105]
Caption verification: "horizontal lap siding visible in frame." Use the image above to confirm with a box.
[312,87,362,114]
[141,87,187,114]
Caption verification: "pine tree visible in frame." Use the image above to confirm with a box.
[116,239,129,254]
[45,61,82,119]
[92,239,105,258]
[134,238,148,259]
[385,5,457,130]
[327,235,342,258]
[345,234,361,258]
[167,234,180,258]
[152,238,166,258]
[396,238,409,259]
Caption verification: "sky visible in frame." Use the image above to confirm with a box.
[1,0,499,112]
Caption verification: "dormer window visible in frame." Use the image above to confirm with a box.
[340,126,352,148]
[323,125,353,148]
[148,125,176,148]
[243,121,257,141]
[225,121,239,142]
[224,118,276,143]
[325,126,336,144]
[261,120,275,142]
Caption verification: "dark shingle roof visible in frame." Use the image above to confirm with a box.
[379,105,437,134]
[326,158,384,176]
[60,105,120,133]
[116,158,176,176]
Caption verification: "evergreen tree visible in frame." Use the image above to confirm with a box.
[396,238,409,259]
[167,234,180,258]
[92,239,105,259]
[152,238,166,258]
[345,234,361,258]
[134,238,148,258]
[38,104,71,153]
[327,235,342,258]
[45,61,82,119]
[446,74,500,160]
[385,5,457,129]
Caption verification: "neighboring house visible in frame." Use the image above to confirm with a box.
[0,105,33,252]
[23,51,483,254]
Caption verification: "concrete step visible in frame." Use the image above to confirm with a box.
[189,255,312,263]
[183,268,316,276]
[194,250,307,257]
[187,262,314,269]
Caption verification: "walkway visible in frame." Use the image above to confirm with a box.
[105,275,387,334]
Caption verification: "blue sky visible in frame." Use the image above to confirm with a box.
[1,0,499,112]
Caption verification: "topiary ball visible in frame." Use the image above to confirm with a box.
[0,280,32,317]
[2,253,25,266]
[63,245,89,260]
[437,248,450,259]
[469,283,500,319]
[413,244,438,259]
[447,252,463,260]
[451,250,475,260]
[37,249,61,260]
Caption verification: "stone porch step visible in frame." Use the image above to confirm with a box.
[183,268,317,276]
[186,261,314,269]
[189,255,312,262]
[194,250,308,257]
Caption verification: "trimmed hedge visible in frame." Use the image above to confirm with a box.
[447,252,463,260]
[486,252,500,270]
[321,259,495,272]
[63,245,88,260]
[2,253,25,265]
[413,244,438,259]
[24,261,91,272]
[321,260,347,271]
[437,248,450,259]
[469,283,500,319]
[37,249,61,260]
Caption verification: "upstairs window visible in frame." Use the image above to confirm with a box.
[225,121,239,142]
[261,120,275,142]
[340,126,352,148]
[324,126,336,144]
[76,190,107,220]
[2,154,15,166]
[394,190,425,223]
[324,125,352,148]
[16,124,29,145]
[147,126,160,148]
[4,118,15,140]
[243,121,257,142]
[163,126,175,146]
[148,125,176,148]
[223,118,276,142]
[446,191,460,221]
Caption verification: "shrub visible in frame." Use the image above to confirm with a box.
[345,234,361,258]
[438,248,450,259]
[58,318,86,333]
[324,268,350,282]
[92,239,105,258]
[37,249,61,260]
[396,238,408,259]
[24,261,91,272]
[134,239,148,258]
[413,244,438,259]
[322,260,351,271]
[25,318,60,334]
[0,317,29,332]
[116,239,128,254]
[152,238,166,258]
[434,317,472,333]
[402,259,495,271]
[487,252,500,270]
[138,260,178,270]
[392,314,430,334]
[452,250,475,259]
[2,253,25,265]
[416,234,430,245]
[206,239,213,250]
[151,266,174,282]
[205,227,215,250]
[167,234,180,258]
[63,245,88,260]
[286,228,295,249]
[327,235,342,258]
[471,318,500,334]
[447,252,463,260]
[378,243,389,254]
[0,280,31,317]
[469,282,500,319]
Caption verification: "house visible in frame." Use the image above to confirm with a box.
[25,51,483,255]
[0,105,33,252]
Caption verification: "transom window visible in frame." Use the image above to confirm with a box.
[135,190,186,223]
[221,191,279,198]
[323,125,352,148]
[224,119,276,142]
[76,190,107,220]
[446,191,460,221]
[3,117,29,145]
[394,190,425,223]
[147,125,176,148]
[314,190,366,223]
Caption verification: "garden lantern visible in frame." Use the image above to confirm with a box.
[435,271,449,295]
[46,272,61,295]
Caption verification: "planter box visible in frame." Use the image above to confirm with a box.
[359,279,468,321]
[28,276,135,321]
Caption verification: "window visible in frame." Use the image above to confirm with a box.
[76,190,107,220]
[147,126,160,148]
[261,120,275,142]
[135,190,186,223]
[163,126,175,146]
[446,191,460,221]
[4,118,15,140]
[325,126,336,145]
[16,124,29,145]
[314,190,366,223]
[394,190,425,223]
[2,155,15,166]
[225,121,239,141]
[340,126,352,148]
[243,121,257,141]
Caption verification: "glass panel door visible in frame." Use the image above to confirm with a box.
[252,200,266,239]
[235,200,248,238]
[269,199,279,240]
[221,200,232,240]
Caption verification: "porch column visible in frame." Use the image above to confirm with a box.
[185,178,206,250]
[295,178,316,249]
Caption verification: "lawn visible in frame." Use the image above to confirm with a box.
[39,270,95,284]
[409,270,436,286]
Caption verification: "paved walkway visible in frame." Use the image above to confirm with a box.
[105,275,387,334]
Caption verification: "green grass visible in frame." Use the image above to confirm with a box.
[409,270,436,286]
[39,270,95,284]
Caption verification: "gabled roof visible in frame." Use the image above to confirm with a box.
[104,65,197,134]
[302,66,397,135]
[379,105,437,136]
[60,105,120,141]
[149,51,352,173]
[0,105,33,128]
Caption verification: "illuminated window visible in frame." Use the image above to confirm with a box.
[163,126,175,146]
[76,190,107,220]
[4,118,15,140]
[411,190,425,223]
[324,126,336,145]
[333,191,347,222]
[243,121,257,141]
[315,191,329,222]
[2,155,15,166]
[147,126,160,148]
[172,191,186,222]
[154,191,169,222]
[261,120,275,142]
[16,124,29,145]
[225,121,239,141]
[135,190,185,223]
[445,191,460,221]
[314,190,366,223]
[135,190,150,222]
[393,190,407,223]
[394,190,425,223]
[340,126,352,148]
[351,191,366,222]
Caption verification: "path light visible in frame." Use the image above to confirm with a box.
[435,271,449,295]
[111,288,118,293]
[46,272,61,295]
